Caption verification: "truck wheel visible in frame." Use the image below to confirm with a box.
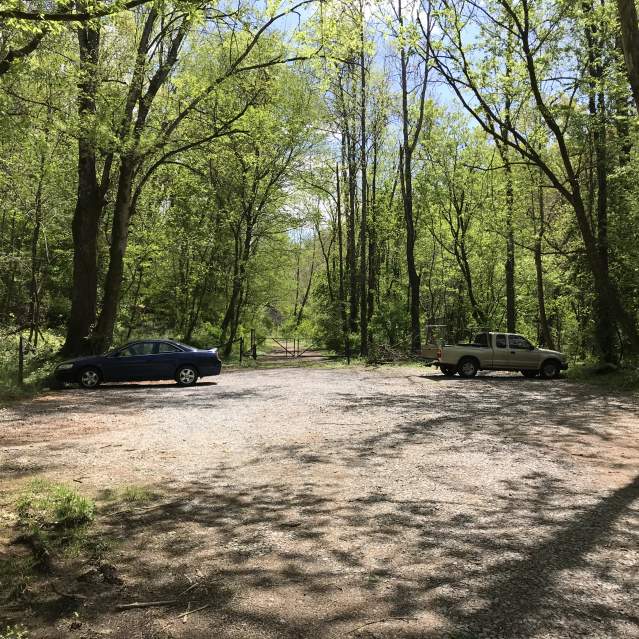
[540,360,560,379]
[457,357,478,378]
[441,365,456,376]
[521,370,538,378]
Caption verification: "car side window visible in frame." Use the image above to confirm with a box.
[509,335,533,350]
[118,342,154,356]
[157,343,180,353]
[495,334,507,348]
[135,342,155,355]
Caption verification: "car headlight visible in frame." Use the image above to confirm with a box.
[57,363,74,370]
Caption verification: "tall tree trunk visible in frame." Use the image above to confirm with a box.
[92,157,136,351]
[337,162,350,360]
[535,180,555,350]
[586,1,615,361]
[221,219,252,356]
[616,0,639,113]
[92,8,188,351]
[517,8,639,356]
[346,130,358,332]
[398,0,423,353]
[28,159,44,344]
[62,23,104,356]
[295,242,315,327]
[499,19,516,332]
[358,3,368,356]
[367,137,378,334]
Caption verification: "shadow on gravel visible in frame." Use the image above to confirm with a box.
[8,468,637,639]
[2,372,638,638]
[327,383,639,473]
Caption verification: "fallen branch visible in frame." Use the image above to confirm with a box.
[115,599,178,610]
[345,617,416,635]
[176,582,200,598]
[177,603,210,620]
[106,500,183,518]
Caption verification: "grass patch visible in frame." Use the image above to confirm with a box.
[566,364,639,392]
[0,626,29,639]
[99,484,159,505]
[17,479,95,532]
[10,480,97,574]
[1,480,115,605]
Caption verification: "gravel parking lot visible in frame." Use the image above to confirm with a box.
[1,365,638,638]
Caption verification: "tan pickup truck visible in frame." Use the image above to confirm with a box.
[435,331,568,379]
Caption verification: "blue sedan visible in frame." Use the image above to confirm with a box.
[54,340,222,389]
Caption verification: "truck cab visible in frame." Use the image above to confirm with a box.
[435,332,568,379]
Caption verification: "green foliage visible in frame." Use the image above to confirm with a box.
[566,364,639,392]
[16,480,95,533]
[0,329,64,404]
[0,625,29,639]
[1,0,639,372]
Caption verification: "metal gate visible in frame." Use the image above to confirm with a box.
[256,333,335,361]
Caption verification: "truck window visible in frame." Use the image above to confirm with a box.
[509,335,533,350]
[473,333,489,347]
[495,334,506,348]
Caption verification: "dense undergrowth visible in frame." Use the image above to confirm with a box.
[0,329,64,403]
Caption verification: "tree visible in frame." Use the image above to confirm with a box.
[432,0,639,360]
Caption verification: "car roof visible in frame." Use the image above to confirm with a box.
[118,339,186,349]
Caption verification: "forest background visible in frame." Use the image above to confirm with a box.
[2,0,639,391]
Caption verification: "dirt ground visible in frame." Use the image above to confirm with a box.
[1,365,638,639]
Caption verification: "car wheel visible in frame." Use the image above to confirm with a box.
[521,370,538,378]
[457,357,478,378]
[540,360,560,380]
[79,367,101,389]
[441,365,456,376]
[176,365,198,386]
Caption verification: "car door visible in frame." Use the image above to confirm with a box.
[506,334,537,369]
[491,333,510,368]
[104,342,155,381]
[150,342,183,380]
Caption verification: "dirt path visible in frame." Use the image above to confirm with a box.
[1,366,638,638]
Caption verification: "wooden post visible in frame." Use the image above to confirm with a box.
[18,335,24,386]
[239,337,244,364]
[251,329,257,360]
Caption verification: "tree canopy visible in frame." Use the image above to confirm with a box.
[2,0,639,365]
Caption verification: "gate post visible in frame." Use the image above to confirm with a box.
[239,337,244,364]
[18,334,24,386]
[251,329,257,360]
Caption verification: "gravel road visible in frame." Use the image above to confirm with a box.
[1,366,638,639]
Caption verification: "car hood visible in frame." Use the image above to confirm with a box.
[537,348,565,360]
[58,354,104,367]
